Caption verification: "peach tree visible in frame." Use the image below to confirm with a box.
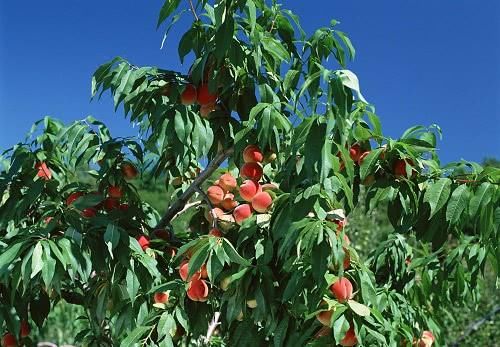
[1,0,499,346]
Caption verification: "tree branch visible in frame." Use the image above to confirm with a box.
[156,147,234,229]
[188,0,200,21]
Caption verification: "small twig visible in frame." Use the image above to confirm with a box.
[171,200,202,221]
[204,311,221,343]
[188,0,200,21]
[450,305,500,347]
[194,186,218,229]
[155,147,234,229]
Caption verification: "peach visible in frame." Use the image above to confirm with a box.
[1,333,16,347]
[330,277,353,302]
[206,207,224,223]
[251,191,273,213]
[349,144,362,162]
[340,326,357,346]
[179,259,189,281]
[35,161,52,180]
[207,185,225,205]
[181,84,197,105]
[219,173,237,192]
[393,159,415,178]
[233,204,253,225]
[108,186,122,199]
[240,162,263,181]
[243,145,264,163]
[103,198,120,211]
[221,193,238,211]
[199,264,208,279]
[154,292,170,304]
[197,84,217,105]
[208,228,223,237]
[153,229,170,241]
[66,191,84,206]
[200,103,216,118]
[20,320,30,338]
[136,235,150,251]
[357,151,370,166]
[121,162,138,179]
[417,331,435,347]
[119,203,129,211]
[220,276,231,291]
[187,278,209,302]
[81,208,97,218]
[239,180,260,202]
[316,302,334,326]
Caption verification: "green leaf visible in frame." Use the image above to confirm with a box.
[347,299,370,317]
[72,194,103,210]
[446,184,469,225]
[187,242,210,279]
[0,242,24,276]
[157,0,181,28]
[120,326,152,347]
[261,36,290,63]
[332,314,349,343]
[469,182,494,218]
[104,223,120,251]
[31,242,44,279]
[424,178,452,218]
[223,240,250,266]
[126,268,140,305]
[359,148,382,180]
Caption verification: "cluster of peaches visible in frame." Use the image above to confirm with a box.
[177,82,218,118]
[205,144,275,227]
[1,321,30,347]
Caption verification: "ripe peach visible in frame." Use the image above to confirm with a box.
[20,320,30,338]
[243,144,264,163]
[207,185,225,205]
[233,204,253,225]
[239,180,260,202]
[206,207,224,223]
[187,278,209,302]
[251,191,273,213]
[317,309,333,326]
[357,151,370,166]
[119,203,129,211]
[181,84,197,105]
[219,173,237,192]
[199,264,208,279]
[154,291,170,304]
[1,333,16,347]
[103,198,120,211]
[179,259,189,281]
[393,159,415,178]
[200,102,216,118]
[221,193,238,211]
[349,144,362,162]
[136,235,150,251]
[208,228,223,237]
[340,326,357,346]
[330,277,353,302]
[197,84,217,105]
[66,191,84,206]
[417,331,435,347]
[153,229,170,241]
[108,186,122,199]
[240,162,263,181]
[121,162,138,180]
[35,161,52,180]
[81,208,97,218]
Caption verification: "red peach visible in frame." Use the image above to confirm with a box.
[243,144,264,163]
[136,235,150,251]
[1,333,16,347]
[153,229,170,241]
[251,191,273,213]
[349,144,362,162]
[108,186,122,199]
[240,162,263,181]
[208,228,223,237]
[207,185,225,205]
[119,203,129,211]
[340,326,357,346]
[66,191,84,206]
[233,204,253,225]
[219,173,237,192]
[103,198,120,211]
[357,151,370,166]
[35,161,52,180]
[187,278,209,302]
[316,302,334,326]
[181,84,197,105]
[330,277,353,302]
[81,208,97,218]
[393,159,415,178]
[197,84,217,105]
[154,292,170,304]
[417,331,435,347]
[239,180,260,202]
[20,320,30,338]
[221,193,238,211]
[200,103,216,118]
[179,259,189,281]
[206,207,224,224]
[199,264,208,279]
[121,162,138,180]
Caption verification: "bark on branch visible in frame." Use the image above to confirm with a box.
[156,147,234,229]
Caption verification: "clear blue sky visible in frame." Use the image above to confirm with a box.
[1,1,499,164]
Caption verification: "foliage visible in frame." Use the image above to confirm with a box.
[1,1,499,346]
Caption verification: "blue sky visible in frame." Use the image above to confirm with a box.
[1,0,499,164]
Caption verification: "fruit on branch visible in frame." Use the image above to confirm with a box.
[199,264,208,279]
[19,320,30,338]
[179,260,190,281]
[233,203,253,225]
[243,144,264,163]
[187,278,209,302]
[330,277,353,302]
[240,162,263,181]
[357,151,371,166]
[220,276,231,291]
[66,191,84,206]
[136,235,150,251]
[239,180,260,202]
[349,144,362,162]
[316,301,334,326]
[206,207,224,224]
[251,191,273,213]
[153,229,170,241]
[207,185,225,205]
[1,333,16,347]
[416,331,435,347]
[339,325,357,346]
[393,159,415,178]
[121,162,138,179]
[246,299,258,308]
[208,228,223,237]
[103,198,120,211]
[81,208,97,218]
[35,161,52,180]
[119,203,129,211]
[197,84,217,105]
[221,193,238,211]
[181,84,197,105]
[154,291,170,304]
[218,172,237,192]
[200,103,216,118]
[108,186,123,199]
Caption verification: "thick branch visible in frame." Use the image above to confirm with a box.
[156,147,234,229]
